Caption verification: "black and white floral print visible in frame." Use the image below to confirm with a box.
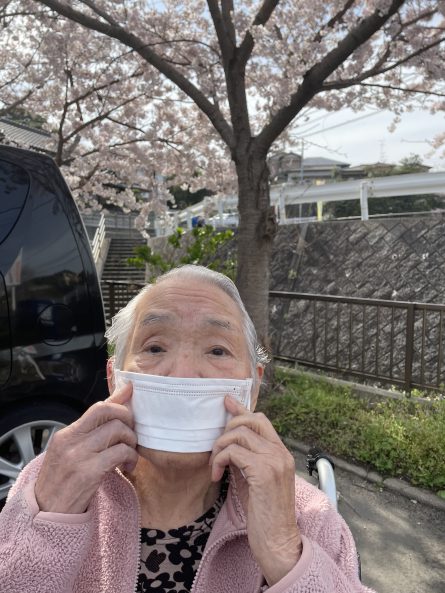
[137,475,228,593]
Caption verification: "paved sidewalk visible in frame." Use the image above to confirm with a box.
[293,454,445,593]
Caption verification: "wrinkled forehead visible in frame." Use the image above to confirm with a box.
[133,276,246,334]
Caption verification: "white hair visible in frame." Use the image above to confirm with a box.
[105,265,270,384]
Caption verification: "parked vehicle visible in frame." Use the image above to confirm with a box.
[0,145,108,504]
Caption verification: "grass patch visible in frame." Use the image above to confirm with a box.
[260,369,445,492]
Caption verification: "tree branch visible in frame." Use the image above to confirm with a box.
[221,0,236,48]
[323,35,445,90]
[37,0,235,149]
[402,8,436,29]
[313,0,356,43]
[65,69,143,108]
[255,0,406,155]
[61,92,147,148]
[78,0,119,27]
[237,0,280,66]
[360,82,445,98]
[0,89,35,116]
[206,0,235,66]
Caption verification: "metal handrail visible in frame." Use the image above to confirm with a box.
[155,171,445,235]
[270,291,445,392]
[91,213,106,264]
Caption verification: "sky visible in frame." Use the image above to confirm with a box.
[286,108,445,171]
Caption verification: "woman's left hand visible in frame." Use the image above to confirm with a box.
[210,397,302,586]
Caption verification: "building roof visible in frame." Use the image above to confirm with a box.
[269,151,301,160]
[302,157,350,168]
[0,118,55,153]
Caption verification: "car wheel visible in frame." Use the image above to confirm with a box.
[0,403,80,506]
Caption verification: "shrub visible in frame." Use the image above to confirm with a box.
[262,370,445,492]
[127,225,236,280]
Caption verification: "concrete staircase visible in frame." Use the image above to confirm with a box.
[100,230,146,322]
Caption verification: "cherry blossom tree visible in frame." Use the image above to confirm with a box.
[2,0,445,344]
[1,13,180,218]
[0,4,203,216]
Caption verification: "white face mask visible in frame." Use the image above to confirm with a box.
[114,370,253,453]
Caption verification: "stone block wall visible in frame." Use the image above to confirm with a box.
[269,214,445,389]
[269,214,445,301]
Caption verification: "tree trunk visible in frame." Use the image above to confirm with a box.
[235,152,277,353]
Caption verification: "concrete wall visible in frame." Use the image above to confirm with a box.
[269,214,445,301]
[269,213,445,388]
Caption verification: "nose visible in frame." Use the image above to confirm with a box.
[168,351,203,378]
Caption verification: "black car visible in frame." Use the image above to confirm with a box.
[0,145,108,503]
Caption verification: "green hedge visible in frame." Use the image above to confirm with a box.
[261,370,445,492]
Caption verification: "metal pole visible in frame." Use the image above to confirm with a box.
[109,282,115,320]
[316,458,338,511]
[360,182,369,221]
[405,304,415,393]
[299,139,304,183]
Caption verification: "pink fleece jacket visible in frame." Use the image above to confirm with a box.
[0,455,375,593]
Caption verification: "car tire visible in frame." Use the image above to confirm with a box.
[0,402,80,506]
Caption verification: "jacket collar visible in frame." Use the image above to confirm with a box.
[225,466,249,529]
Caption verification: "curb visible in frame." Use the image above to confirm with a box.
[283,437,445,512]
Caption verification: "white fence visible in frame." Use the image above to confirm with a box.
[83,211,140,230]
[82,171,445,239]
[157,171,445,235]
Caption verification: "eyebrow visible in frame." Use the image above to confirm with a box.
[140,312,235,332]
[140,313,174,327]
[205,318,234,331]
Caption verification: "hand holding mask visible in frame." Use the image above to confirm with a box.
[114,370,253,453]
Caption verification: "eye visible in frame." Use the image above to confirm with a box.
[210,347,227,356]
[145,344,165,354]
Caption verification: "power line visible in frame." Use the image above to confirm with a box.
[295,110,381,138]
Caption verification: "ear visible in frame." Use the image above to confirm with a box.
[106,358,115,395]
[250,364,264,411]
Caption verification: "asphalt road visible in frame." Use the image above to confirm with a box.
[294,455,445,593]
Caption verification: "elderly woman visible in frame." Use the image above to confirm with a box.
[0,265,374,593]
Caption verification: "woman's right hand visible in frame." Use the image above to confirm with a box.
[34,382,138,514]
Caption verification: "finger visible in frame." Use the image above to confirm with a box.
[211,443,254,482]
[90,418,138,453]
[108,381,134,420]
[210,425,265,464]
[224,395,250,416]
[73,397,135,433]
[224,401,281,443]
[98,442,139,474]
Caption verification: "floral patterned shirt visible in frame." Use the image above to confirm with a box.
[137,477,228,593]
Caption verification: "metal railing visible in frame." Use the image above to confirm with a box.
[83,211,140,230]
[270,291,445,392]
[155,171,445,235]
[103,281,445,392]
[102,280,145,321]
[91,213,106,264]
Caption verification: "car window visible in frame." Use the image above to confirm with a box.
[0,158,30,245]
